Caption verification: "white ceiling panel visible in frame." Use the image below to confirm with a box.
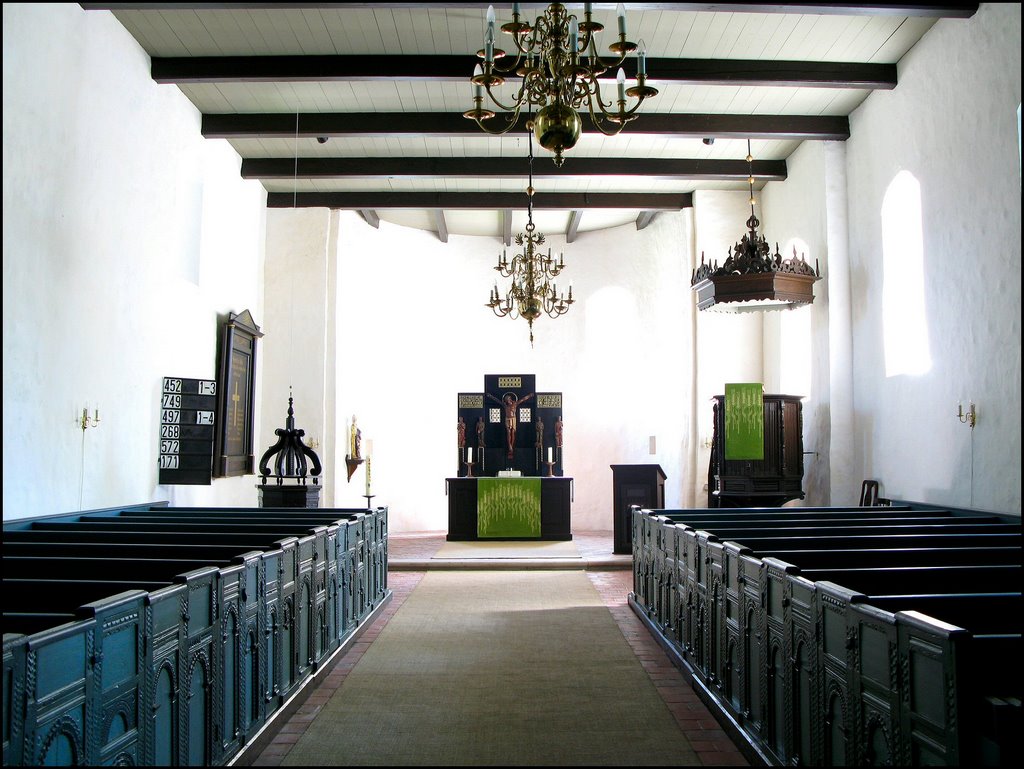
[96,2,968,236]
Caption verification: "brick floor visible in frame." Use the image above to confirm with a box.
[249,535,749,767]
[585,569,749,767]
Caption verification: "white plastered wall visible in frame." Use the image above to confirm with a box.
[264,208,705,532]
[691,191,766,506]
[759,140,856,506]
[844,2,1021,514]
[2,4,268,519]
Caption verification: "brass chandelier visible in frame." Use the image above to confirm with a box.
[691,140,821,312]
[487,126,574,345]
[464,3,657,166]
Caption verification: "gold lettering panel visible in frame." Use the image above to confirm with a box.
[497,376,522,389]
[459,395,484,409]
[537,394,562,408]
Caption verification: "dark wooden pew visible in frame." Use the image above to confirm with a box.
[3,503,391,768]
[678,521,1020,537]
[698,531,1021,550]
[24,520,338,533]
[862,592,1022,635]
[630,505,1022,767]
[1,555,234,580]
[86,514,350,525]
[3,541,274,561]
[3,528,322,547]
[795,564,1021,600]
[745,546,1020,568]
[2,579,174,613]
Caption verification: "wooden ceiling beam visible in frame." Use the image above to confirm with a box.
[267,192,693,211]
[566,211,584,243]
[243,157,787,182]
[433,210,448,243]
[636,211,658,231]
[154,54,895,90]
[205,112,849,141]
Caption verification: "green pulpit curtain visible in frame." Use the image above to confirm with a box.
[477,478,542,538]
[725,383,764,460]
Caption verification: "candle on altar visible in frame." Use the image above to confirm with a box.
[547,447,553,463]
[467,447,473,464]
[365,457,371,496]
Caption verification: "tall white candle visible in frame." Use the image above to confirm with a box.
[365,457,371,496]
[467,447,473,463]
[547,447,553,463]
[485,6,495,62]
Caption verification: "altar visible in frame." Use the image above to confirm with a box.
[445,476,573,541]
[448,373,571,540]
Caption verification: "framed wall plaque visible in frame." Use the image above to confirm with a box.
[213,309,263,477]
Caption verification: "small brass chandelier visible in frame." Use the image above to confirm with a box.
[487,126,574,345]
[464,3,657,167]
[691,140,821,312]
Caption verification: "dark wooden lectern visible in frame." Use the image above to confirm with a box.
[610,464,666,554]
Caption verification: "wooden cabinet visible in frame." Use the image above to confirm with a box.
[610,464,666,554]
[708,394,805,507]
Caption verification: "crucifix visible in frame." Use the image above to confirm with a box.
[487,391,535,459]
[231,381,241,428]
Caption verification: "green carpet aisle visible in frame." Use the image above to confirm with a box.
[281,570,702,766]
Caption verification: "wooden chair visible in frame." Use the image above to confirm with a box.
[860,479,880,507]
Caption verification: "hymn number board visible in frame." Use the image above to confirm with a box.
[159,376,216,485]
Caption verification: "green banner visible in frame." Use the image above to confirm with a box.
[477,478,541,538]
[725,383,764,460]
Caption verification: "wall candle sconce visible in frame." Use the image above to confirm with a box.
[957,402,977,428]
[80,407,100,430]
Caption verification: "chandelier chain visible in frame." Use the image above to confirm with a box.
[486,120,574,345]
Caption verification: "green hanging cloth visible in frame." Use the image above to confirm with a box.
[725,383,764,460]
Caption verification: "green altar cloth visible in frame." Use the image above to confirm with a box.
[477,477,542,538]
[725,383,764,460]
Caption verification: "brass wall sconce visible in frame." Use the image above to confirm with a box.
[80,407,100,430]
[957,402,977,428]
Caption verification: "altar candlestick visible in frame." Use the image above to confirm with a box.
[365,457,371,496]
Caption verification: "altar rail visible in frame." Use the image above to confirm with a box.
[630,504,1021,767]
[2,504,390,767]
